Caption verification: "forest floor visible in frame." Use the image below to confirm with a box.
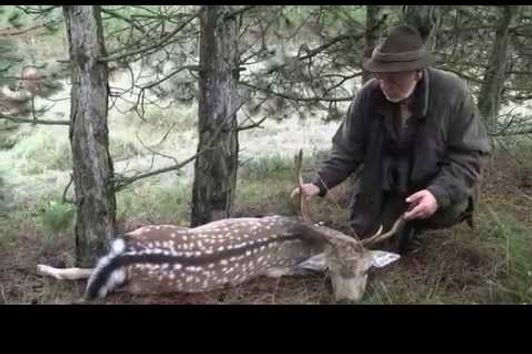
[1,148,531,305]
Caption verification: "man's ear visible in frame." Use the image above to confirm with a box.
[369,250,401,269]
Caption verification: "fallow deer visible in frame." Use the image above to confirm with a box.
[37,150,405,303]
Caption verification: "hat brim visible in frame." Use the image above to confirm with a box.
[362,54,437,73]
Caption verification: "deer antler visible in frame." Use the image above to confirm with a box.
[295,149,311,223]
[360,215,407,247]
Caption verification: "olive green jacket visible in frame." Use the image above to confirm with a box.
[314,67,491,235]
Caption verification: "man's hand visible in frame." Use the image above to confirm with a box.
[291,183,320,200]
[404,189,439,220]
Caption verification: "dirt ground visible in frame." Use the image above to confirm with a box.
[1,150,531,304]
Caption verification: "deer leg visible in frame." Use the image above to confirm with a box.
[37,264,93,280]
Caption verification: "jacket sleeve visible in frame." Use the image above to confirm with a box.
[427,88,491,209]
[312,87,369,197]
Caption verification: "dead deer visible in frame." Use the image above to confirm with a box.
[37,150,405,303]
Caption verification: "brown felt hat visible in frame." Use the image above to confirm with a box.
[363,24,437,73]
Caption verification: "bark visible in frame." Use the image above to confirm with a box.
[362,5,383,84]
[63,6,116,267]
[403,5,440,52]
[477,6,517,130]
[191,6,240,227]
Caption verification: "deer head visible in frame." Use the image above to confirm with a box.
[293,149,405,302]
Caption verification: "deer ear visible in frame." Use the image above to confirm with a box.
[369,250,401,268]
[296,253,327,272]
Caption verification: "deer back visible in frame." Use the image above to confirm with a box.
[85,215,325,299]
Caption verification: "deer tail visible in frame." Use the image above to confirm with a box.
[84,238,128,300]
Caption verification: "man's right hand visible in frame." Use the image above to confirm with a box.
[291,183,320,199]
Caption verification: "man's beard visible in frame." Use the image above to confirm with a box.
[382,79,418,103]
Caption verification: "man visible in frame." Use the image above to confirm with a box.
[293,24,491,255]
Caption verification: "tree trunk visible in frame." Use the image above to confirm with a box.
[191,6,240,227]
[477,6,516,130]
[362,5,383,84]
[63,6,116,267]
[402,5,440,51]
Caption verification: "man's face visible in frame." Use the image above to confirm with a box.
[374,70,422,103]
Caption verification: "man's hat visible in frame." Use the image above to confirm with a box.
[363,24,436,73]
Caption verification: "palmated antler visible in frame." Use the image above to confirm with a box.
[295,148,312,224]
[360,215,407,247]
[293,149,405,250]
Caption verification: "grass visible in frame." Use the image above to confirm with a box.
[2,145,532,304]
[116,176,191,226]
[37,199,76,253]
[4,141,532,304]
[479,203,532,303]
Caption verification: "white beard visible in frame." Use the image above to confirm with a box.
[382,79,419,103]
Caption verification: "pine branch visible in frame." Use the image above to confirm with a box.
[236,115,268,131]
[100,11,199,63]
[100,8,149,35]
[0,21,58,37]
[0,115,69,125]
[240,81,355,103]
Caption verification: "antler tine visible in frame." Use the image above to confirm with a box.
[295,148,311,224]
[360,215,407,247]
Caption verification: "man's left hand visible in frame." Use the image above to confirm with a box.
[403,189,439,220]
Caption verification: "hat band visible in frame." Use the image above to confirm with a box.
[373,47,427,62]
